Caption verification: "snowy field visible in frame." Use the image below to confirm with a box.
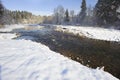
[55,25,120,42]
[0,25,119,80]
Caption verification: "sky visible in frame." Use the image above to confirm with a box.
[2,0,97,16]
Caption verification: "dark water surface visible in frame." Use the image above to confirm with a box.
[14,26,120,79]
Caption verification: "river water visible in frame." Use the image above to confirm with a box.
[13,25,120,79]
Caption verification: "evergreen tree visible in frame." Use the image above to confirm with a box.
[0,1,4,16]
[0,0,4,24]
[95,0,120,26]
[65,9,70,22]
[79,0,87,24]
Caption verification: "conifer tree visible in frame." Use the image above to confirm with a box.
[95,0,120,26]
[0,0,4,24]
[79,0,87,24]
[65,9,70,22]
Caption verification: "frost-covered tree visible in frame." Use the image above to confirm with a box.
[2,10,36,24]
[53,5,65,24]
[79,0,87,24]
[70,10,74,23]
[2,9,13,24]
[95,0,120,26]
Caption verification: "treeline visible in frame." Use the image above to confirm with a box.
[43,0,120,28]
[42,0,95,26]
[0,0,120,28]
[2,10,43,24]
[1,0,93,26]
[0,0,43,25]
[43,0,94,26]
[3,10,32,24]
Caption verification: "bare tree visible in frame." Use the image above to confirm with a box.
[53,5,65,24]
[70,10,75,23]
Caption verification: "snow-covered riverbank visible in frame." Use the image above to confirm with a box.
[0,25,119,80]
[0,24,25,32]
[55,25,120,42]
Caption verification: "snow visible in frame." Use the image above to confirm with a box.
[0,33,17,40]
[0,40,119,80]
[0,24,25,32]
[0,33,119,80]
[55,25,120,42]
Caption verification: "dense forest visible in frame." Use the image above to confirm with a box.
[0,0,120,28]
[0,9,43,24]
[95,0,120,27]
[0,0,43,25]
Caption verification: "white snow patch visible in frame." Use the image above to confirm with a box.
[0,24,25,32]
[0,39,118,80]
[55,25,120,42]
[0,33,17,40]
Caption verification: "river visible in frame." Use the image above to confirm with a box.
[13,24,120,79]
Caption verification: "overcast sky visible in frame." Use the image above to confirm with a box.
[2,0,97,15]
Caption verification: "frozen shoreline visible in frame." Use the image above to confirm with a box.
[55,25,120,42]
